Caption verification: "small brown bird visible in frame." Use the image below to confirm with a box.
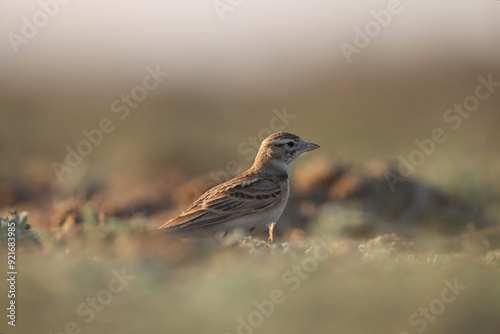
[155,132,320,240]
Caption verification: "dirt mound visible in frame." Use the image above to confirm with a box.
[281,157,495,236]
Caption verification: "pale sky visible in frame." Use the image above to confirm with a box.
[1,0,499,99]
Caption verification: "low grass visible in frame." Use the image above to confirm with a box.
[2,207,500,334]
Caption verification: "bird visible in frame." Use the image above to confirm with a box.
[155,132,320,240]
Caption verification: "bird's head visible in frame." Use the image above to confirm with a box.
[253,132,320,172]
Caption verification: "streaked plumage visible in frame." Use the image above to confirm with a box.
[155,132,319,240]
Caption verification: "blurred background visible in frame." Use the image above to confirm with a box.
[1,0,499,181]
[1,1,500,333]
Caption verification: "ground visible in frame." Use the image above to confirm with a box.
[1,156,500,334]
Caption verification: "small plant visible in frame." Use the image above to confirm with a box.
[0,211,41,247]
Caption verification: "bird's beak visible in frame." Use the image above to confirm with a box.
[302,142,320,152]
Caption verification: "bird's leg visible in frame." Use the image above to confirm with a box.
[267,222,276,245]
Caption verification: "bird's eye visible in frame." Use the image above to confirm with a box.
[287,142,295,147]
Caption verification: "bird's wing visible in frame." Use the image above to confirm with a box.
[155,175,282,232]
